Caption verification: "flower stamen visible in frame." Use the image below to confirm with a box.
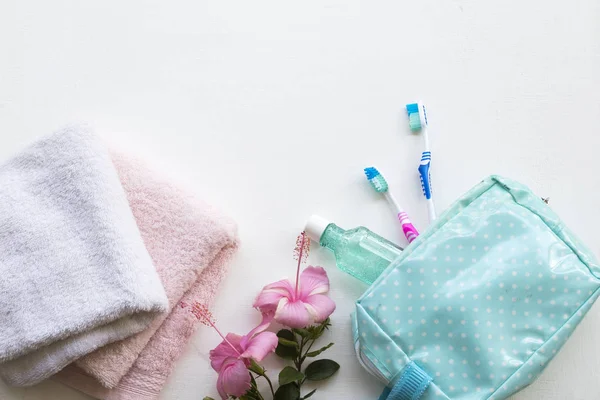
[293,231,310,297]
[182,301,242,356]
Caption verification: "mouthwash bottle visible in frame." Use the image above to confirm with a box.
[305,215,403,285]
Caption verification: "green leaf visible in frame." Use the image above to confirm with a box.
[277,329,296,341]
[305,330,321,340]
[276,343,298,359]
[278,337,299,348]
[302,389,317,399]
[292,328,311,338]
[276,330,298,359]
[306,342,334,357]
[248,359,265,375]
[304,318,331,340]
[317,317,331,332]
[278,366,305,386]
[304,359,340,381]
[274,383,300,400]
[203,397,216,400]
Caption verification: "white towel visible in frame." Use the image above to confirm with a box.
[0,126,168,386]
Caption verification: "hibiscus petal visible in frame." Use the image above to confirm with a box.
[274,297,312,328]
[217,358,250,399]
[210,333,243,372]
[241,311,275,348]
[298,266,330,298]
[240,331,278,361]
[250,311,275,337]
[253,279,294,312]
[303,294,336,323]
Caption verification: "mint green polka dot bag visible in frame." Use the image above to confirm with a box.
[353,176,600,400]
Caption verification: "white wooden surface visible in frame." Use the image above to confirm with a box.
[1,1,600,399]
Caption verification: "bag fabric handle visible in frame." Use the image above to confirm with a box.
[378,362,433,400]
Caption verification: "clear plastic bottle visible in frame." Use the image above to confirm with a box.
[305,215,403,285]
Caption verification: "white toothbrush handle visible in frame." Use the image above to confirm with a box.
[418,103,436,223]
[427,198,436,222]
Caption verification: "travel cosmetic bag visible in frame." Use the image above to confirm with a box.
[352,176,600,399]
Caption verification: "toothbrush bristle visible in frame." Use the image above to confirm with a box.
[406,103,419,114]
[364,167,389,193]
[406,103,422,131]
[364,167,379,180]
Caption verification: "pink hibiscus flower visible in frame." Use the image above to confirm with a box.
[209,312,278,399]
[183,302,278,400]
[253,233,336,328]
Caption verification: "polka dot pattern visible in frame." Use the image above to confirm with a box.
[355,180,600,399]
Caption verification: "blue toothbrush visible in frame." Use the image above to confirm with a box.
[406,102,436,223]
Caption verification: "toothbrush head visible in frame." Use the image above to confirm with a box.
[364,167,389,193]
[406,103,422,131]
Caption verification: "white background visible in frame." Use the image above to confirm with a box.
[1,1,600,399]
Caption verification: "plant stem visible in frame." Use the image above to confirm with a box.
[250,369,274,398]
[295,335,306,371]
[250,373,265,400]
[294,334,313,398]
[256,388,265,400]
[262,373,275,397]
[300,339,316,365]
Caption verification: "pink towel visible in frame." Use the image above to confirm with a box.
[54,152,239,399]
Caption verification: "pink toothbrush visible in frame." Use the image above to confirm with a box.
[364,167,419,243]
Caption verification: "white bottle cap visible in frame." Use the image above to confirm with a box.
[305,215,331,243]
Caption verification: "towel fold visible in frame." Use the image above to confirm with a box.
[56,250,234,399]
[55,150,239,399]
[0,127,169,387]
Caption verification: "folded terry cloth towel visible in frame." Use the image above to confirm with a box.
[56,253,234,400]
[0,127,169,387]
[54,150,239,399]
